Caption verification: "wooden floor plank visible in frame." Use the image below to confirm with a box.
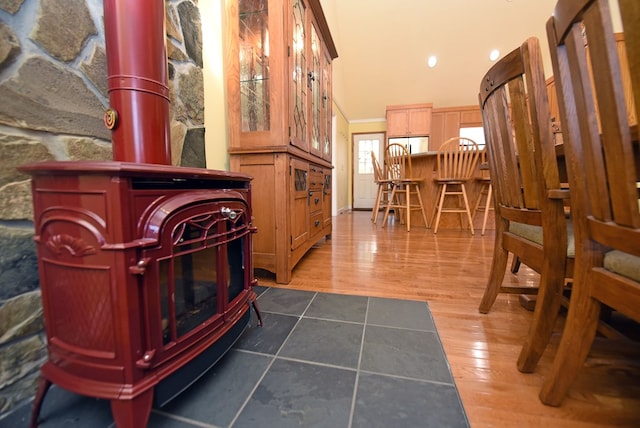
[255,211,640,427]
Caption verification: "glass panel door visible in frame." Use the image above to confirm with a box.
[322,49,332,161]
[159,219,221,345]
[290,0,307,150]
[239,0,270,132]
[226,231,246,305]
[353,133,384,209]
[310,23,321,156]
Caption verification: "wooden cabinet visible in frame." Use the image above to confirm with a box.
[460,108,482,126]
[386,103,433,137]
[430,105,482,150]
[225,0,337,283]
[431,110,460,151]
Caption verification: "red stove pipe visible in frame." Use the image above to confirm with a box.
[103,0,172,165]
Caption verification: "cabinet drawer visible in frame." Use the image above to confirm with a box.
[309,189,323,213]
[309,211,324,234]
[308,167,324,190]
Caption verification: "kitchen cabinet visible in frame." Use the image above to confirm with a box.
[386,103,433,138]
[430,105,482,150]
[225,0,337,284]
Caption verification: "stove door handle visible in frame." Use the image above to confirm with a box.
[221,206,237,220]
[129,257,151,275]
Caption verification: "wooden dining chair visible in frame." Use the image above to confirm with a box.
[431,137,481,234]
[478,37,575,373]
[371,150,393,223]
[381,143,429,231]
[539,0,640,406]
[472,147,494,235]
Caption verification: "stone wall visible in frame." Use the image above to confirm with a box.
[0,0,205,417]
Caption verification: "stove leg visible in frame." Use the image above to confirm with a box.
[110,390,153,428]
[29,376,52,428]
[249,290,263,327]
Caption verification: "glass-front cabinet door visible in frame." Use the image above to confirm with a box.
[239,0,270,132]
[228,0,336,159]
[309,21,322,157]
[289,0,308,151]
[322,48,332,162]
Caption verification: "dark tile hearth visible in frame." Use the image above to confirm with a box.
[2,287,469,427]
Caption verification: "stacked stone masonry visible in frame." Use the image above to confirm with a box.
[0,0,206,417]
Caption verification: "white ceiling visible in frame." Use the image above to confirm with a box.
[319,0,559,121]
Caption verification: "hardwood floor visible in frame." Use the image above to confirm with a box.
[255,210,640,427]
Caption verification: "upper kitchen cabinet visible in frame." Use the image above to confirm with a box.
[226,0,337,158]
[430,105,482,150]
[386,103,433,138]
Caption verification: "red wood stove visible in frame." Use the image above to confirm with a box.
[18,1,261,427]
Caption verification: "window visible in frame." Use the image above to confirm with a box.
[459,127,485,149]
[357,138,380,174]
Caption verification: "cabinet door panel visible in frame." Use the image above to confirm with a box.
[430,112,445,148]
[322,172,331,227]
[238,2,271,133]
[460,108,482,126]
[322,48,332,161]
[290,158,309,250]
[386,104,432,137]
[408,107,431,135]
[309,21,322,157]
[289,0,308,151]
[386,110,409,137]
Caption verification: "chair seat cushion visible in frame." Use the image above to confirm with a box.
[603,250,640,282]
[509,220,575,257]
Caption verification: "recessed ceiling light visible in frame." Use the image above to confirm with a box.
[427,55,437,68]
[489,49,500,61]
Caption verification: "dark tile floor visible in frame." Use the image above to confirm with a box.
[2,287,469,428]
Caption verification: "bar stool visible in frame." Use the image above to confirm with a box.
[381,143,429,231]
[371,151,393,223]
[432,137,480,234]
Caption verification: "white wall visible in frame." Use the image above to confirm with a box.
[201,0,229,171]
